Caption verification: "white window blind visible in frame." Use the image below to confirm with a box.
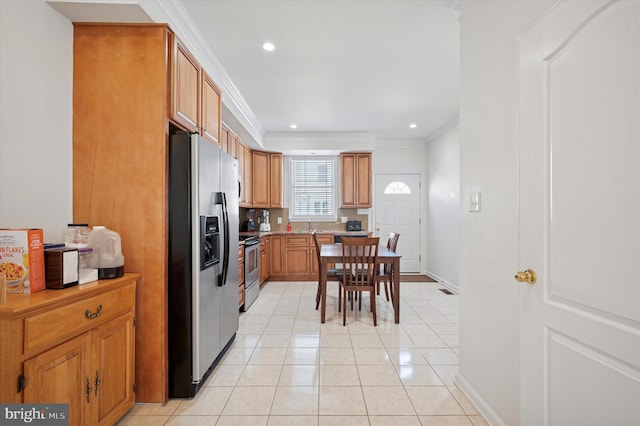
[290,156,337,220]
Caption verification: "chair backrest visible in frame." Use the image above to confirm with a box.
[383,233,400,274]
[311,230,321,267]
[389,233,400,252]
[341,237,380,286]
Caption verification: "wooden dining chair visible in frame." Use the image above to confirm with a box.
[312,231,342,310]
[338,237,380,326]
[376,232,399,302]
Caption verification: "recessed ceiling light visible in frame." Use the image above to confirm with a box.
[290,124,297,129]
[262,42,275,52]
[409,123,418,128]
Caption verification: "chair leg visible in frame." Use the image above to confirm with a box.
[383,278,390,302]
[371,288,377,326]
[315,281,321,310]
[338,284,342,312]
[343,290,348,326]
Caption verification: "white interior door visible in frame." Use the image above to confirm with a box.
[374,173,421,273]
[518,1,640,425]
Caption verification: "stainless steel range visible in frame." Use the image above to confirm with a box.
[241,235,260,310]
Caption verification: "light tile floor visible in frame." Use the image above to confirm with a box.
[117,280,489,425]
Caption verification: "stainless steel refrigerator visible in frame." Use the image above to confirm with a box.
[168,131,239,398]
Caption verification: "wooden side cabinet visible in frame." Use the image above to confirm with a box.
[0,274,139,426]
[238,242,245,308]
[341,153,372,208]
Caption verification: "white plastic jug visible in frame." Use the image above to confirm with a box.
[87,226,124,279]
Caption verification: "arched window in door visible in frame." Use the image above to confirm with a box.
[383,181,411,194]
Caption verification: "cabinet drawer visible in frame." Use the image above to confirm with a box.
[238,244,244,261]
[285,235,309,246]
[24,284,135,354]
[316,235,334,245]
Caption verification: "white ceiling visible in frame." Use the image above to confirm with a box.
[179,0,460,143]
[48,0,460,145]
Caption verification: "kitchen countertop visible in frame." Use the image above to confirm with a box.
[239,230,369,239]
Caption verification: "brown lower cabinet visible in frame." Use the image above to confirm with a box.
[267,233,334,281]
[0,274,139,426]
[238,242,245,308]
[259,238,270,285]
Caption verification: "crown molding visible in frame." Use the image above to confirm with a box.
[426,114,459,143]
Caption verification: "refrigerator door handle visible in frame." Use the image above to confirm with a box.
[215,191,230,286]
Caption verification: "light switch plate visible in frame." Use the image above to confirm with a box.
[277,217,282,224]
[469,192,481,212]
[341,217,348,223]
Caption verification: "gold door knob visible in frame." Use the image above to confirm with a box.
[514,269,537,284]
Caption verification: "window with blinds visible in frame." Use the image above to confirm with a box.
[290,156,338,221]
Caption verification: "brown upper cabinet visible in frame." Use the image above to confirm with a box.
[171,38,200,132]
[341,152,372,208]
[222,123,253,207]
[201,71,221,144]
[252,151,283,208]
[171,38,221,145]
[220,123,230,153]
[270,153,283,208]
[242,145,253,207]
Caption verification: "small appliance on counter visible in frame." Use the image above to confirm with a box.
[87,226,124,279]
[259,209,271,232]
[347,220,362,231]
[242,209,256,232]
[45,247,79,289]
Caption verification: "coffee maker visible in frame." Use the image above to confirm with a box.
[242,209,256,232]
[259,210,271,232]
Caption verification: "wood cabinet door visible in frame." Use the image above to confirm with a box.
[24,333,94,426]
[270,236,284,275]
[201,71,221,145]
[341,153,371,207]
[220,124,230,153]
[243,147,253,207]
[285,247,311,276]
[264,238,271,279]
[270,153,283,208]
[172,39,200,131]
[341,153,357,207]
[355,153,372,207]
[228,133,237,159]
[237,143,245,201]
[259,238,270,283]
[95,313,135,426]
[252,151,270,207]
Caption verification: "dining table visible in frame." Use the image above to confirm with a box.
[319,242,402,324]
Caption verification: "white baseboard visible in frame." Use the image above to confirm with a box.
[424,270,459,294]
[454,372,506,426]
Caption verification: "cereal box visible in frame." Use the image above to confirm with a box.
[0,229,45,294]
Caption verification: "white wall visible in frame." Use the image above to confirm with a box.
[426,122,459,290]
[373,139,428,274]
[457,1,552,425]
[0,0,73,242]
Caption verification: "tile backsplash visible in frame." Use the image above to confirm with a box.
[240,207,368,233]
